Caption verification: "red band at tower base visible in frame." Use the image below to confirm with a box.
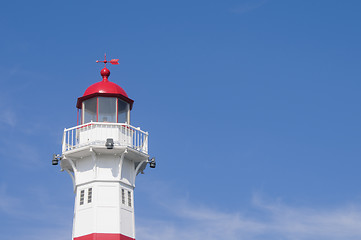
[74,233,135,240]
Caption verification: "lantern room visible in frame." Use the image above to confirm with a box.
[76,67,134,125]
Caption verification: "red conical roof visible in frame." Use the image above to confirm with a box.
[76,67,134,109]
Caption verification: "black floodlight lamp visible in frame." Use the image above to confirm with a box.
[106,138,114,149]
[52,154,59,165]
[149,157,156,168]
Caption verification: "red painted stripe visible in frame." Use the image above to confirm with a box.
[74,233,135,240]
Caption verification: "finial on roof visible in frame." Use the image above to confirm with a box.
[96,53,120,81]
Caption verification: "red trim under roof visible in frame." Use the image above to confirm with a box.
[76,92,134,110]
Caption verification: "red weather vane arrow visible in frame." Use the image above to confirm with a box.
[96,53,119,67]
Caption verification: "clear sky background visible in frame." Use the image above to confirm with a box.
[1,1,361,239]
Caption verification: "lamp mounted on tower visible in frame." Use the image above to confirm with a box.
[53,54,155,240]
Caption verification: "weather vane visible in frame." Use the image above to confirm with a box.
[96,53,119,68]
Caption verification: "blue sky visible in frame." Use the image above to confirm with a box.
[1,0,361,239]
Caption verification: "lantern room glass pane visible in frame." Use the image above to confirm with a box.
[118,99,129,123]
[98,97,117,122]
[83,98,97,123]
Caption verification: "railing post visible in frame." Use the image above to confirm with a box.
[67,129,70,151]
[62,128,66,153]
[143,134,148,153]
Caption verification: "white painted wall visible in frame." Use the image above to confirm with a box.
[64,150,142,240]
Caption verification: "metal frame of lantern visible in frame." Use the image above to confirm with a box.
[78,97,131,124]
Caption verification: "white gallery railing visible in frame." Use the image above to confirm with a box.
[62,122,148,154]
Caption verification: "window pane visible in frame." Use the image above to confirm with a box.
[128,191,132,207]
[83,98,97,123]
[88,188,92,203]
[98,97,116,123]
[80,190,85,205]
[121,189,125,204]
[118,99,129,123]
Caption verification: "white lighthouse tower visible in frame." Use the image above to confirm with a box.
[54,55,154,240]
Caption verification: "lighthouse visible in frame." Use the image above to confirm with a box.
[53,55,155,240]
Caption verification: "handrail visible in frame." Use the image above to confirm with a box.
[62,122,148,154]
[65,122,149,135]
